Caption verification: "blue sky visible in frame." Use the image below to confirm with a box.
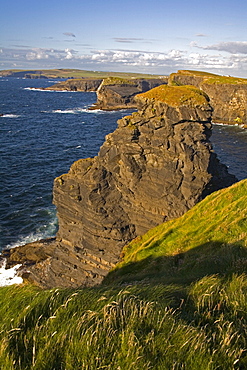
[1,0,247,76]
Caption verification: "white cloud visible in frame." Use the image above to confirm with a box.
[64,48,75,60]
[26,49,49,60]
[1,44,247,76]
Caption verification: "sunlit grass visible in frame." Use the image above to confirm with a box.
[0,180,247,369]
[1,274,247,369]
[137,84,210,107]
[107,179,247,285]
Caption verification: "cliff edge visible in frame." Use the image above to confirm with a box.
[3,85,237,288]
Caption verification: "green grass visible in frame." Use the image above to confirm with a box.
[137,84,210,107]
[0,180,247,369]
[1,275,247,369]
[101,77,137,86]
[204,76,247,85]
[176,70,220,77]
[107,179,247,285]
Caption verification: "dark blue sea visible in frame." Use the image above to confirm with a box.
[0,77,247,252]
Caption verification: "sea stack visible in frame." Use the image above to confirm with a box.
[4,85,237,288]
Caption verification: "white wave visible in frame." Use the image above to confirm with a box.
[24,87,59,92]
[79,108,104,114]
[1,114,20,118]
[0,259,23,286]
[52,109,79,114]
[52,107,91,114]
[24,87,42,91]
[6,211,58,250]
[24,87,75,93]
[45,107,117,115]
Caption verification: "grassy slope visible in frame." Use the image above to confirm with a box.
[107,179,247,285]
[0,180,247,369]
[137,84,210,107]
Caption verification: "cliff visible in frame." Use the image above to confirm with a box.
[169,70,247,126]
[45,78,103,92]
[43,77,167,107]
[3,85,237,288]
[91,77,168,110]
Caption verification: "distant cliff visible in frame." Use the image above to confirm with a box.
[92,77,168,110]
[4,85,237,288]
[45,78,103,92]
[45,76,168,109]
[169,70,247,127]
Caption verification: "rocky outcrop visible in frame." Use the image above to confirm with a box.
[169,70,247,126]
[45,78,103,92]
[92,77,168,110]
[3,85,237,289]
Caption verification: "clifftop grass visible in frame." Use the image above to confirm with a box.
[137,84,210,107]
[172,70,247,85]
[204,75,247,85]
[102,76,136,86]
[176,70,219,77]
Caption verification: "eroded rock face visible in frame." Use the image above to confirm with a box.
[5,85,237,288]
[93,78,168,110]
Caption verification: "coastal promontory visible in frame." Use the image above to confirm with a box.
[3,84,237,288]
[169,70,247,126]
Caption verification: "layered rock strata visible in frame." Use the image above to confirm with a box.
[4,85,237,288]
[169,70,247,126]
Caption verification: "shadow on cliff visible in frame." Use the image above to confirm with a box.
[103,241,247,287]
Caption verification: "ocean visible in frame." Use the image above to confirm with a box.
[0,77,247,255]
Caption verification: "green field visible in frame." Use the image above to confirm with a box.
[0,68,162,79]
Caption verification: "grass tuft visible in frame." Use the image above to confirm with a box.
[137,84,210,107]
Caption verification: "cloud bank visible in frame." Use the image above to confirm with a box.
[1,43,247,76]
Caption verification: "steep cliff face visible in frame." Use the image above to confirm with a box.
[200,83,247,125]
[4,85,237,288]
[45,78,103,91]
[169,70,247,126]
[93,77,168,110]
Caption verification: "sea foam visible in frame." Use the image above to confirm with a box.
[0,259,23,286]
[1,114,20,118]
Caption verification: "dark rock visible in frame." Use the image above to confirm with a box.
[92,78,168,110]
[45,78,103,92]
[6,85,237,289]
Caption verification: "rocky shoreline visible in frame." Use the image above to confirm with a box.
[2,83,237,288]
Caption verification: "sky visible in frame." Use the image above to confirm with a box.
[1,0,247,77]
